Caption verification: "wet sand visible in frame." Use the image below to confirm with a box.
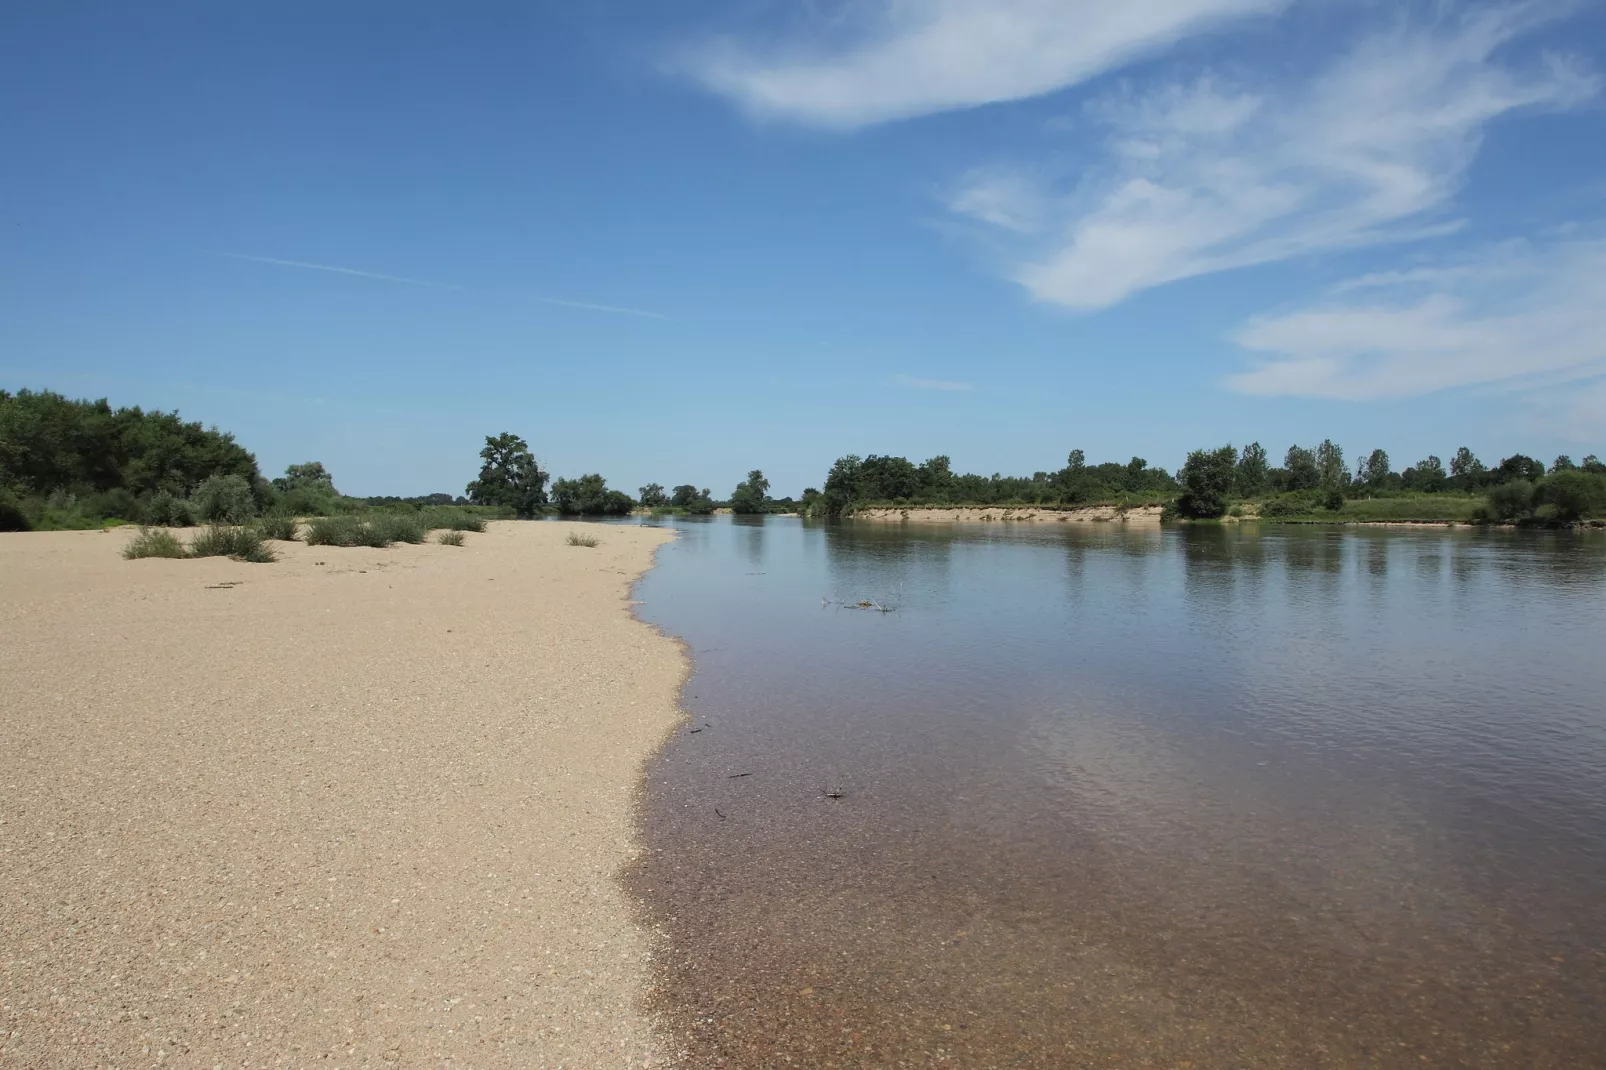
[0,522,681,1068]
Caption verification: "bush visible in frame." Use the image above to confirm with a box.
[566,531,599,548]
[1321,485,1345,511]
[191,474,258,524]
[122,527,186,559]
[143,490,195,527]
[372,512,426,544]
[438,529,465,546]
[256,514,300,541]
[1542,470,1606,523]
[188,525,276,563]
[418,507,488,532]
[0,489,30,531]
[1484,480,1535,522]
[1259,493,1316,518]
[303,515,393,548]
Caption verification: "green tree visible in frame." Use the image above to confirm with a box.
[1359,448,1391,488]
[670,484,700,509]
[1551,455,1576,473]
[1402,455,1447,492]
[1176,445,1237,519]
[273,462,336,493]
[465,433,548,517]
[1235,442,1269,496]
[1542,470,1606,523]
[729,469,771,514]
[638,483,668,508]
[1284,445,1319,491]
[1492,454,1545,484]
[1449,446,1486,490]
[551,474,633,516]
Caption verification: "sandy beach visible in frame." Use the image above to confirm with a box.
[0,521,682,1068]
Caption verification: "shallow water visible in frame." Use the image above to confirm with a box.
[627,518,1606,1068]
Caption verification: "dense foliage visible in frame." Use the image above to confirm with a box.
[465,433,548,518]
[551,473,634,516]
[811,450,1177,515]
[729,470,771,515]
[0,388,263,530]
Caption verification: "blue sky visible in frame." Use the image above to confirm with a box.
[3,1,1604,497]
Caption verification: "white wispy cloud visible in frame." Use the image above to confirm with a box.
[675,0,1285,128]
[222,253,461,289]
[947,4,1598,310]
[895,373,974,391]
[1226,233,1606,402]
[222,253,667,320]
[531,296,668,320]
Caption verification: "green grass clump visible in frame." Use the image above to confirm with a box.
[256,514,300,541]
[417,506,488,532]
[304,515,393,548]
[188,524,276,563]
[438,529,466,546]
[566,531,599,548]
[123,527,187,559]
[372,512,426,544]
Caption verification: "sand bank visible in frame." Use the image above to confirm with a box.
[0,522,682,1068]
[849,504,1163,523]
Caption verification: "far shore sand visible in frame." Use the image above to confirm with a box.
[1,522,683,1068]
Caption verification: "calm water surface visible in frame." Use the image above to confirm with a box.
[626,518,1606,1068]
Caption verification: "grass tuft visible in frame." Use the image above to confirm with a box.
[123,527,187,560]
[188,524,277,563]
[304,516,393,548]
[372,512,426,544]
[566,531,599,548]
[256,514,300,541]
[438,529,466,546]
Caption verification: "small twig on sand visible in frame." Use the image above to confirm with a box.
[821,789,845,799]
[714,808,727,820]
[728,772,753,779]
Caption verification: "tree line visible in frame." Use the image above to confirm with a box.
[4,388,1601,530]
[1174,441,1606,523]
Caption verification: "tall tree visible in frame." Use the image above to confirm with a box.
[1235,442,1269,496]
[1176,445,1237,518]
[465,433,548,518]
[638,483,668,508]
[1359,448,1391,488]
[729,469,771,515]
[1284,445,1319,491]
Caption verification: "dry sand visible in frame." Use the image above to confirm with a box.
[0,521,684,1068]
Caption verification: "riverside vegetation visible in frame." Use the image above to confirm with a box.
[4,387,1603,533]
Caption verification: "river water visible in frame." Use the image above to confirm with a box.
[626,517,1606,1068]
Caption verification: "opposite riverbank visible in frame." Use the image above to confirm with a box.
[0,521,683,1068]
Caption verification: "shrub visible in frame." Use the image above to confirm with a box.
[304,515,392,548]
[1542,470,1606,523]
[438,529,465,546]
[567,531,599,548]
[0,489,30,532]
[1260,493,1315,518]
[1484,480,1535,522]
[418,507,487,532]
[191,474,258,524]
[372,512,426,544]
[122,527,186,559]
[188,524,276,563]
[143,490,195,527]
[255,513,300,540]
